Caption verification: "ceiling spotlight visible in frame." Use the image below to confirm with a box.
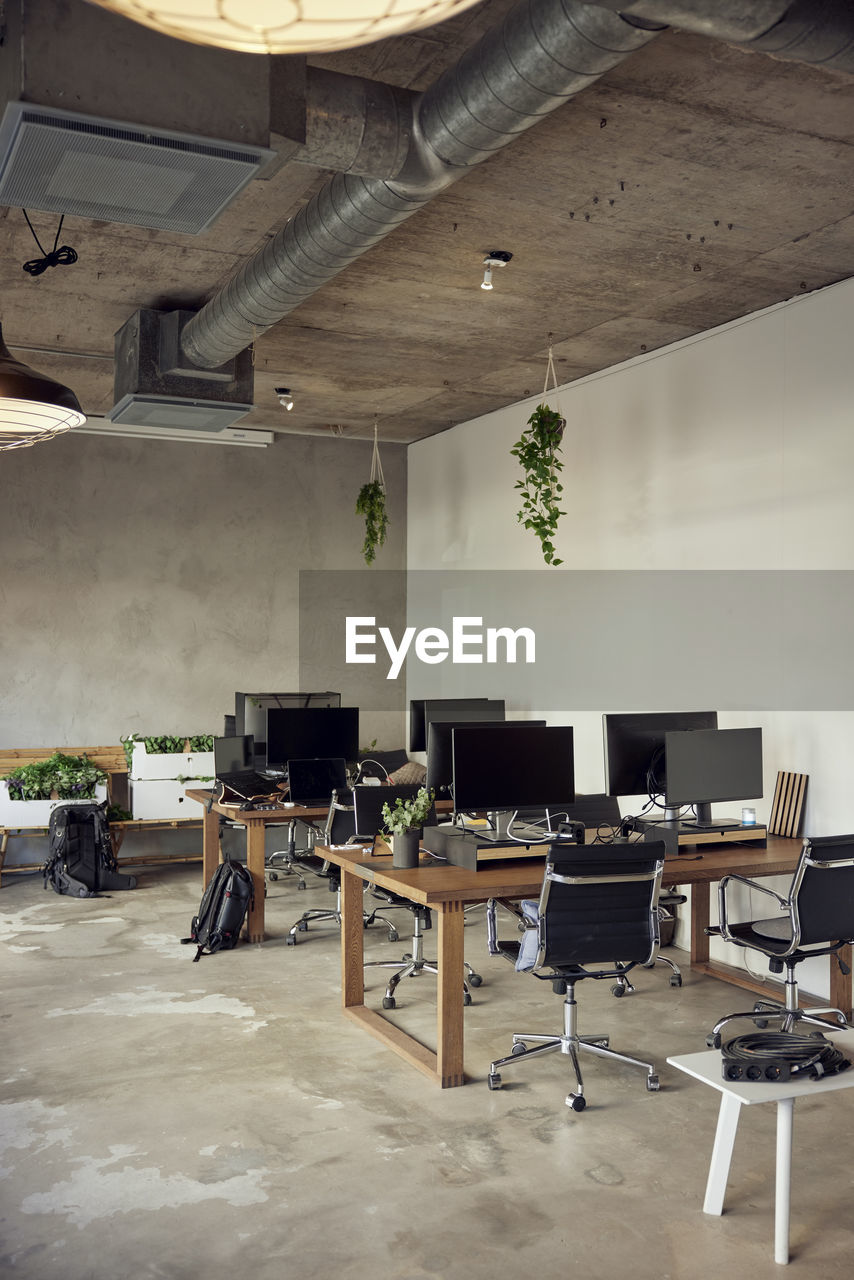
[275,387,294,411]
[0,322,85,452]
[481,250,512,291]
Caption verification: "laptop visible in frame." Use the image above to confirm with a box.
[214,734,284,801]
[286,757,348,807]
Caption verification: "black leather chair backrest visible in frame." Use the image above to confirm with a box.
[351,784,436,837]
[794,835,854,946]
[538,840,666,969]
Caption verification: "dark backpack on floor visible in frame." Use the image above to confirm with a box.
[43,802,137,897]
[182,860,254,961]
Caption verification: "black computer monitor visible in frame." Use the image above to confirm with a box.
[352,784,437,838]
[214,734,254,775]
[603,711,718,813]
[286,757,348,806]
[664,727,763,825]
[235,691,341,759]
[451,723,574,812]
[426,719,546,794]
[266,707,359,771]
[409,698,504,753]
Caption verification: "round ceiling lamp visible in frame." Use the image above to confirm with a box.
[0,324,86,452]
[85,1,486,55]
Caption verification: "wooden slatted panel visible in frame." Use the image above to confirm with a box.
[768,770,808,838]
[0,746,127,775]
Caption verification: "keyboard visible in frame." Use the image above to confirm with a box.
[217,772,284,800]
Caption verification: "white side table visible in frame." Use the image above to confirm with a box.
[668,1031,854,1265]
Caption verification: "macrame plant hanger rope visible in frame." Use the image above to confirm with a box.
[370,418,385,490]
[543,332,560,406]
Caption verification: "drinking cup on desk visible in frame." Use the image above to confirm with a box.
[741,807,756,826]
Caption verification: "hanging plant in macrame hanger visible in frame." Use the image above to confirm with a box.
[356,420,389,564]
[510,338,566,566]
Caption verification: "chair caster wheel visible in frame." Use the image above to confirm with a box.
[567,1094,586,1112]
[510,1042,528,1057]
[611,984,626,998]
[646,1074,660,1092]
[298,882,306,891]
[268,872,279,881]
[670,974,683,987]
[706,1032,721,1048]
[754,1018,768,1029]
[463,992,473,1007]
[298,920,308,932]
[487,1073,502,1091]
[382,996,396,1010]
[286,935,296,946]
[387,931,399,944]
[468,973,483,988]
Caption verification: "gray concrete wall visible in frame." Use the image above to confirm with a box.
[0,430,407,749]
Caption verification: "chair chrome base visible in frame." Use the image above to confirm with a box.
[707,998,851,1047]
[612,953,683,996]
[488,983,659,1110]
[286,886,399,946]
[365,912,481,1009]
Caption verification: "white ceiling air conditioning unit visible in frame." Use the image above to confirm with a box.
[0,102,275,235]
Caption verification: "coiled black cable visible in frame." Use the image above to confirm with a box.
[21,211,78,276]
[723,1031,851,1080]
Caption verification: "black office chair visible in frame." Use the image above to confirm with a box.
[706,834,854,1047]
[486,839,666,1111]
[351,785,483,1007]
[285,793,398,945]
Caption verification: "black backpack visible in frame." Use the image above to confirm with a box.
[43,803,137,897]
[182,860,254,961]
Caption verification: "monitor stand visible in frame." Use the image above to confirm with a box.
[681,802,746,831]
[452,811,552,844]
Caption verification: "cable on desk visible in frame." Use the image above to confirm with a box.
[722,1031,851,1081]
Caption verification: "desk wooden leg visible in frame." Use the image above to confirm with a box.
[691,882,711,967]
[436,902,466,1088]
[775,1098,794,1265]
[703,1092,742,1216]
[0,830,8,890]
[245,822,266,944]
[831,943,853,1020]
[340,869,365,1008]
[201,806,220,888]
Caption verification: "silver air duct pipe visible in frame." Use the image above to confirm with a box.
[180,0,663,369]
[583,1,854,72]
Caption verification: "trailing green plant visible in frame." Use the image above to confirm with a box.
[355,480,389,565]
[382,786,434,836]
[3,752,107,801]
[511,402,566,566]
[121,733,214,770]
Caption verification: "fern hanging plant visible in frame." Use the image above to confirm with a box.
[356,422,389,564]
[511,341,565,566]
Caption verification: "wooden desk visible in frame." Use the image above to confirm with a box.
[318,837,850,1089]
[185,790,328,943]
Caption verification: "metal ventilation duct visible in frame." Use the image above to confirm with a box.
[0,103,275,235]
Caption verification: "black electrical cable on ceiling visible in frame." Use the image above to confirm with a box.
[21,210,78,276]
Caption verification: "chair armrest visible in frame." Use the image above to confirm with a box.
[485,897,535,955]
[717,874,790,943]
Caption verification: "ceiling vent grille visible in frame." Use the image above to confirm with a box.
[0,103,274,235]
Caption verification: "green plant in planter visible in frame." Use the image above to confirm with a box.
[511,402,566,566]
[381,786,434,836]
[356,480,389,565]
[121,733,214,770]
[3,751,106,801]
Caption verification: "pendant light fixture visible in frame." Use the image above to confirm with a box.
[85,1,484,55]
[0,324,86,452]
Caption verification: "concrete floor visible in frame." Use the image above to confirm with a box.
[1,859,853,1280]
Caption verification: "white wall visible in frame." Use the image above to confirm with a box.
[407,277,854,996]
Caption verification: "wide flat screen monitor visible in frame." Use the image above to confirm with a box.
[409,697,504,753]
[603,711,718,807]
[266,707,359,771]
[664,726,763,825]
[426,719,546,794]
[451,724,574,813]
[235,691,341,758]
[286,757,348,807]
[214,734,254,775]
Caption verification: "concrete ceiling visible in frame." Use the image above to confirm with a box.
[1,0,853,446]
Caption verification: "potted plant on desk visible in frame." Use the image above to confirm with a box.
[382,787,434,869]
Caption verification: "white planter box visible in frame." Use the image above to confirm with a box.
[130,778,205,820]
[130,742,215,781]
[0,783,108,828]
